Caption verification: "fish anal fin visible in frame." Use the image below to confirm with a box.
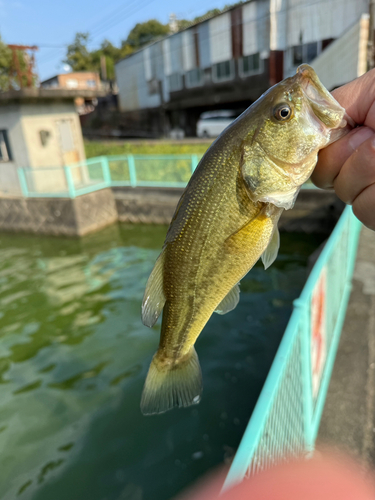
[215,283,240,315]
[140,347,202,415]
[261,226,280,270]
[142,251,166,328]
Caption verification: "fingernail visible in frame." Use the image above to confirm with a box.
[348,127,374,151]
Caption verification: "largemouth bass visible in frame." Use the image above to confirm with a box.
[141,64,351,415]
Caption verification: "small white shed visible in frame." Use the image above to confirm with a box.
[0,88,103,195]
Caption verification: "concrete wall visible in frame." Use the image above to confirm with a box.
[0,188,117,237]
[20,102,85,168]
[0,101,86,195]
[311,15,369,90]
[0,105,29,195]
[0,186,343,237]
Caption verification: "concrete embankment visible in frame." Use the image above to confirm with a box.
[318,226,375,469]
[0,187,344,237]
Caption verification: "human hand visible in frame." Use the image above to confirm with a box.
[180,452,375,500]
[312,69,375,230]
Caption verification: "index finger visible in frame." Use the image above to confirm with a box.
[312,69,375,188]
[331,68,375,128]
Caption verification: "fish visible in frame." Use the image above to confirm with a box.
[140,64,351,415]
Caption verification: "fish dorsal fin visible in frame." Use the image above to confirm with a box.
[261,226,280,270]
[142,251,166,328]
[215,283,240,315]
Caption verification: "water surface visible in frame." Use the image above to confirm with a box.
[0,224,324,500]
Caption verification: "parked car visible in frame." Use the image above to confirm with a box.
[196,110,238,138]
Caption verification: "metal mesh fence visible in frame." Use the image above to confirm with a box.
[224,207,362,490]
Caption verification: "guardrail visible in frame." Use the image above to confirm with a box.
[17,154,201,198]
[223,205,362,490]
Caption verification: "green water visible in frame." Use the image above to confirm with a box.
[0,224,324,500]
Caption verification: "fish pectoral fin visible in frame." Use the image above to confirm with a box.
[141,250,166,328]
[215,283,240,315]
[225,209,274,254]
[261,226,280,270]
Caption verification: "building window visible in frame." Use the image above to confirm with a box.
[240,53,262,77]
[86,79,96,88]
[292,45,303,66]
[212,60,234,83]
[168,73,183,92]
[292,42,319,66]
[0,130,11,162]
[66,79,78,89]
[185,68,204,88]
[306,42,318,62]
[147,78,159,95]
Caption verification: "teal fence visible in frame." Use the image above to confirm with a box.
[223,205,362,490]
[17,154,201,198]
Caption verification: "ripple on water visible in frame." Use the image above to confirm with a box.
[0,228,325,500]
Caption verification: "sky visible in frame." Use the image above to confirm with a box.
[0,0,230,81]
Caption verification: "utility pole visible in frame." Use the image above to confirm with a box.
[7,45,38,89]
[368,0,375,70]
[100,55,107,81]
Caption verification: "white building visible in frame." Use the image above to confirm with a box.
[115,0,370,136]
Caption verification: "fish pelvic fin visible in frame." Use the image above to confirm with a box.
[140,347,202,415]
[215,283,240,315]
[261,225,280,270]
[142,250,166,328]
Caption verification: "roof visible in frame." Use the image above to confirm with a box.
[115,0,253,66]
[0,87,106,104]
[41,71,100,84]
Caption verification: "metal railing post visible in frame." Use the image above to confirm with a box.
[64,166,76,198]
[294,297,314,454]
[127,155,137,187]
[101,156,112,186]
[17,168,29,197]
[191,154,199,174]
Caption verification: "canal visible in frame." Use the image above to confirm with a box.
[0,224,324,500]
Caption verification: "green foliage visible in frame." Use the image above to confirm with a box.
[123,20,169,50]
[177,9,221,30]
[84,140,212,158]
[64,1,243,80]
[64,34,131,80]
[0,37,12,91]
[64,33,92,71]
[0,36,31,90]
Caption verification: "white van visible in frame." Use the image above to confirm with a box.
[196,110,237,138]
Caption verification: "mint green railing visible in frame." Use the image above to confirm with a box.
[223,205,362,490]
[17,154,201,198]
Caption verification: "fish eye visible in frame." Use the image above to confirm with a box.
[273,104,292,122]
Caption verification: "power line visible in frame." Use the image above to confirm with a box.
[37,0,357,73]
[36,0,158,70]
[90,0,157,40]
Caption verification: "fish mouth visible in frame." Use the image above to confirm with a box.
[296,64,354,131]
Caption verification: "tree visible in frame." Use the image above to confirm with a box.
[0,36,32,90]
[0,37,12,91]
[64,33,92,71]
[123,20,169,50]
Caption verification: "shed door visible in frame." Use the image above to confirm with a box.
[57,119,79,165]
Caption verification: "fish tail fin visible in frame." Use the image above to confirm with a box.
[140,347,202,415]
